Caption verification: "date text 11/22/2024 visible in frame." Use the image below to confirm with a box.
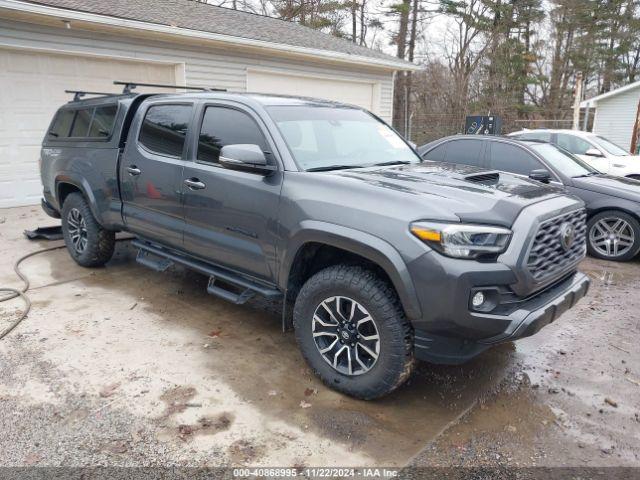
[233,468,399,477]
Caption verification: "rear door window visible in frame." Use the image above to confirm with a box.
[89,105,117,138]
[197,106,269,164]
[139,104,192,157]
[443,139,484,167]
[488,142,543,175]
[49,110,75,138]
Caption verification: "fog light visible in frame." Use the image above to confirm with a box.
[472,291,485,308]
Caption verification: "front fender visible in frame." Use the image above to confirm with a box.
[586,197,640,220]
[279,220,422,320]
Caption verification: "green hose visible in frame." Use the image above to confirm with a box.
[0,237,131,339]
[0,245,67,340]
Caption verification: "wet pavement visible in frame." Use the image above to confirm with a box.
[1,205,639,469]
[411,257,640,469]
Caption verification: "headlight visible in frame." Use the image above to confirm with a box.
[410,221,512,259]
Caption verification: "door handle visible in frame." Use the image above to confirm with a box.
[184,178,206,190]
[126,166,141,176]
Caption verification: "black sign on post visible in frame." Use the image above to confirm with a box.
[465,115,502,135]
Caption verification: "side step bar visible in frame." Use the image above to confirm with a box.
[136,249,173,272]
[133,239,282,305]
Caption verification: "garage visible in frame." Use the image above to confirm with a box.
[0,48,177,208]
[0,0,415,208]
[247,69,376,111]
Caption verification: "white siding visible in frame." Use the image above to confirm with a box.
[0,17,396,206]
[592,86,640,151]
[0,18,394,121]
[0,49,177,207]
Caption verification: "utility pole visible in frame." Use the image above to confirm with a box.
[404,86,409,139]
[572,72,583,130]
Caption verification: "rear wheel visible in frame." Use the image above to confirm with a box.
[587,210,640,262]
[61,192,115,267]
[293,265,414,399]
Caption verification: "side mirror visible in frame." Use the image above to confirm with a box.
[219,144,275,175]
[529,169,552,183]
[585,148,604,157]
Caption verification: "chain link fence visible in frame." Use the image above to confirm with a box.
[394,107,595,147]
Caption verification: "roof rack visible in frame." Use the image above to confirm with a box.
[65,90,115,101]
[113,80,227,94]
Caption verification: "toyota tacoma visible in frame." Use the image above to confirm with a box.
[39,86,590,399]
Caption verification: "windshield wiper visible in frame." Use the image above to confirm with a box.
[572,172,600,178]
[305,164,365,172]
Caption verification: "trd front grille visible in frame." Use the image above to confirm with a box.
[527,209,587,282]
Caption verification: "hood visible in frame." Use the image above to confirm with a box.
[571,174,640,202]
[331,161,571,227]
[612,154,640,163]
[610,155,640,175]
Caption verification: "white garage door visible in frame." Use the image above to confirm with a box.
[247,70,376,112]
[0,48,177,208]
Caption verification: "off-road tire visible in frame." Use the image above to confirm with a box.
[61,192,115,267]
[293,265,415,399]
[587,210,640,262]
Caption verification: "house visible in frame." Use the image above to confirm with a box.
[0,0,417,208]
[580,80,640,155]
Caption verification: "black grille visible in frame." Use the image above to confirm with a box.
[527,209,587,282]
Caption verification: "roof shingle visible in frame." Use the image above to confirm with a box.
[23,0,413,68]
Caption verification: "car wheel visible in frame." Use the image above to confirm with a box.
[293,265,415,399]
[587,210,640,262]
[61,192,115,267]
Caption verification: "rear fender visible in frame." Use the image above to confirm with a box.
[55,174,105,226]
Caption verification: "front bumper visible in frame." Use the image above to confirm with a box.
[410,259,590,364]
[479,271,589,344]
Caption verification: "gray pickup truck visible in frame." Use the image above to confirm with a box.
[40,87,590,399]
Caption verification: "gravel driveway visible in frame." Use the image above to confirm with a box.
[1,206,638,474]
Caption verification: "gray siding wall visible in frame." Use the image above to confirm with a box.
[592,87,640,151]
[0,18,394,121]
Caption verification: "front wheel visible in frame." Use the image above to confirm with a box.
[293,265,415,399]
[587,210,640,261]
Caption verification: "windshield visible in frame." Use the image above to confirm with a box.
[590,135,629,156]
[529,143,599,177]
[267,106,420,171]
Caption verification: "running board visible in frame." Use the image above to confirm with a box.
[132,239,282,303]
[136,249,173,272]
[207,277,255,305]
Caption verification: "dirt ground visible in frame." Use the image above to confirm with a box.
[1,205,639,472]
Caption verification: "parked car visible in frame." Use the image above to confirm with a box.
[508,129,640,179]
[419,135,640,261]
[40,89,589,399]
